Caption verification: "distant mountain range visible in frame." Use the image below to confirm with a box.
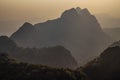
[0,36,77,69]
[10,7,112,65]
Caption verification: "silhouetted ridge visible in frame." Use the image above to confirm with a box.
[23,22,33,26]
[61,8,79,18]
[100,46,120,58]
[10,7,112,65]
[0,36,77,69]
[81,8,91,15]
[82,43,120,80]
[12,22,34,35]
[61,7,91,18]
[11,22,34,47]
[76,7,82,11]
[76,7,82,15]
[18,22,33,32]
[110,40,120,47]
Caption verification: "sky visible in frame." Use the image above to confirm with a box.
[0,0,120,36]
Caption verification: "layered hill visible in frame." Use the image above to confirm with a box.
[11,7,112,64]
[82,42,120,80]
[0,36,77,69]
[0,53,87,80]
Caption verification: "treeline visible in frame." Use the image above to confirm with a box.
[0,53,87,80]
[81,46,120,80]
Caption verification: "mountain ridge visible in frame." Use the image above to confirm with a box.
[10,7,112,65]
[0,36,77,69]
[82,44,120,80]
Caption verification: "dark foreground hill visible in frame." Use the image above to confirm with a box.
[82,45,120,80]
[0,36,77,69]
[0,53,87,80]
[11,7,112,65]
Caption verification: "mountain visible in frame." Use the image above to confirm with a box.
[0,36,77,69]
[11,7,112,65]
[0,53,87,80]
[82,42,120,80]
[104,28,120,41]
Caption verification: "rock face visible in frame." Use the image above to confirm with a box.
[83,43,120,80]
[0,36,77,69]
[10,7,111,65]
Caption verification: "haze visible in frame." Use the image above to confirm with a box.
[0,0,120,36]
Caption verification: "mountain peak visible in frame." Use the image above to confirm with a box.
[76,7,82,14]
[61,8,79,18]
[76,7,82,10]
[23,22,33,27]
[81,8,91,15]
[10,22,34,40]
[18,22,34,31]
[61,7,91,19]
